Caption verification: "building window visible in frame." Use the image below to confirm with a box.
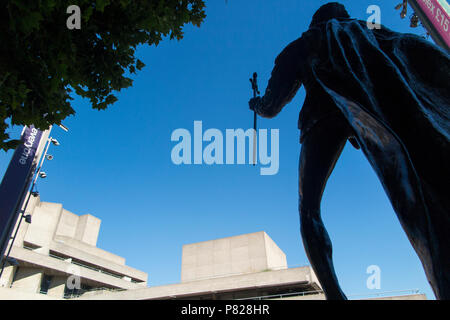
[64,282,93,299]
[40,274,53,294]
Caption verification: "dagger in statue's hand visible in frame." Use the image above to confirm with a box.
[249,72,260,166]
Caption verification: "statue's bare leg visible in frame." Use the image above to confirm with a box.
[298,115,351,300]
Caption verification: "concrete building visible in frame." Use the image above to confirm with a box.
[0,200,426,300]
[75,232,426,300]
[0,195,148,300]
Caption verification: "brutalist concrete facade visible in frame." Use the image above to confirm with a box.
[0,195,147,299]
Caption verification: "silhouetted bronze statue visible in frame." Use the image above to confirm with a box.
[249,2,449,300]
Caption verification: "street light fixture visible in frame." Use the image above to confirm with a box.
[24,215,32,224]
[58,124,69,132]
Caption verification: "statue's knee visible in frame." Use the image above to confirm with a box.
[299,202,320,221]
[299,209,324,237]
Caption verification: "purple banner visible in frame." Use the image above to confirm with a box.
[0,126,43,258]
[415,0,450,49]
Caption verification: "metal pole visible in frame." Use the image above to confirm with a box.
[32,136,52,187]
[0,191,33,278]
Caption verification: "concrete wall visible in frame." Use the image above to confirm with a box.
[10,244,147,290]
[12,193,41,248]
[77,266,316,300]
[23,202,63,254]
[0,263,16,288]
[263,232,287,271]
[53,235,126,266]
[0,287,61,300]
[48,239,146,281]
[55,209,78,239]
[74,214,100,246]
[54,210,101,246]
[11,197,145,281]
[48,276,66,298]
[24,203,101,251]
[11,267,43,293]
[3,197,148,298]
[181,232,287,282]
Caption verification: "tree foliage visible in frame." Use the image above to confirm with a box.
[0,0,206,150]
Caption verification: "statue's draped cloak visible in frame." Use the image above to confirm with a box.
[259,18,449,254]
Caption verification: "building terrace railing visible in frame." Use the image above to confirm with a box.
[63,287,126,299]
[22,245,142,283]
[347,289,421,299]
[238,289,324,300]
[239,289,422,300]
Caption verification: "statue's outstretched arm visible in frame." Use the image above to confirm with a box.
[250,38,304,118]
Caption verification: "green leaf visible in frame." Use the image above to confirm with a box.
[0,0,206,151]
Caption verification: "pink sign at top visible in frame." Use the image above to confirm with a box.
[416,0,450,48]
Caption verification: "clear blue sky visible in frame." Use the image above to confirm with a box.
[0,0,437,299]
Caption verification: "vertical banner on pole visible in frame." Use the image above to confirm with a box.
[0,126,44,258]
[409,0,450,50]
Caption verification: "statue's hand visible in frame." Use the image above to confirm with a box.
[249,96,262,113]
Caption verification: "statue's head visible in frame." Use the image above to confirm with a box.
[310,2,350,28]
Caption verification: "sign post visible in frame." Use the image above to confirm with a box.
[0,126,49,261]
[408,0,450,51]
